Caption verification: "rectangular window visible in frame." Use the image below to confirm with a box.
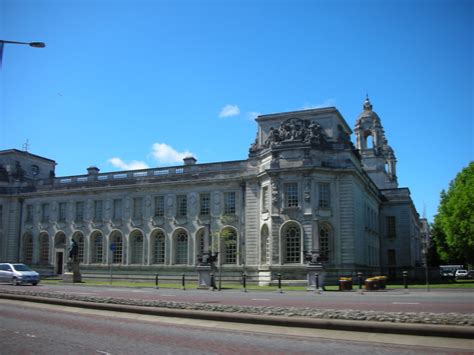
[261,186,269,212]
[75,201,84,221]
[200,193,210,216]
[113,199,122,220]
[386,216,396,238]
[25,205,33,223]
[388,249,396,266]
[177,195,187,217]
[318,183,330,208]
[94,200,103,221]
[285,183,298,207]
[58,202,67,221]
[133,197,143,219]
[41,203,50,222]
[224,192,236,214]
[154,196,165,217]
[0,205,3,228]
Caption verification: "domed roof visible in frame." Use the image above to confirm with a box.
[355,95,381,128]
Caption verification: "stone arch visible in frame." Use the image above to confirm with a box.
[72,231,86,263]
[129,229,145,265]
[22,233,33,264]
[90,230,104,264]
[150,228,166,265]
[39,232,50,265]
[109,230,124,264]
[280,221,303,264]
[172,227,189,265]
[220,226,238,265]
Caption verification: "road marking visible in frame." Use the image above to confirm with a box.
[392,302,420,305]
[131,290,147,293]
[96,351,111,355]
[252,298,270,301]
[159,294,175,297]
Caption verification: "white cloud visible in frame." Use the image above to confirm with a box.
[108,157,149,170]
[151,143,194,164]
[218,104,240,118]
[301,98,336,110]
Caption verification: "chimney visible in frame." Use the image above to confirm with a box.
[183,156,197,166]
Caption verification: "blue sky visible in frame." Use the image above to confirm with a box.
[1,0,472,222]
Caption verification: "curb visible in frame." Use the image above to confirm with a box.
[1,293,473,339]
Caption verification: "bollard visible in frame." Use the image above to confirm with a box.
[315,273,320,294]
[155,273,159,289]
[182,273,186,291]
[277,273,282,293]
[242,273,247,293]
[210,273,215,291]
[403,270,408,289]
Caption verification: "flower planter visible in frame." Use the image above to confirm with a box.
[375,276,387,289]
[364,279,379,291]
[339,280,353,291]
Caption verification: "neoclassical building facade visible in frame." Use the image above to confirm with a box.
[0,99,423,282]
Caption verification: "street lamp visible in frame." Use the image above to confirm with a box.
[0,40,46,48]
[0,39,46,68]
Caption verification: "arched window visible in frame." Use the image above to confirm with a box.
[130,231,144,264]
[151,230,166,264]
[91,232,103,263]
[222,228,237,264]
[23,234,33,263]
[319,224,331,262]
[260,225,269,265]
[55,232,66,249]
[73,232,85,263]
[174,230,188,264]
[110,232,123,264]
[39,233,50,264]
[283,223,301,264]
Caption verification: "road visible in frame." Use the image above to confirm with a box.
[1,299,472,354]
[1,283,472,314]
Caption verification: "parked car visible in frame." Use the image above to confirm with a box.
[455,269,469,280]
[0,263,40,285]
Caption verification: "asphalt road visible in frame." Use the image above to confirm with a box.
[1,299,471,354]
[2,283,472,314]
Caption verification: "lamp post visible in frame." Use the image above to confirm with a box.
[0,39,46,68]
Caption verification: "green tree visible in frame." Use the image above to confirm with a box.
[432,162,474,266]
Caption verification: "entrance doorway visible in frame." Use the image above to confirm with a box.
[56,251,64,275]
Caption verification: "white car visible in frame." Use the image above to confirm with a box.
[455,269,469,280]
[0,263,40,285]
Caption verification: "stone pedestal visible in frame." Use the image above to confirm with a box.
[63,260,82,283]
[306,264,325,291]
[257,267,271,286]
[197,265,213,289]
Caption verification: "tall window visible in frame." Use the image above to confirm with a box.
[388,249,396,266]
[175,230,188,264]
[152,231,165,264]
[113,199,123,220]
[0,205,3,227]
[177,195,187,217]
[285,183,298,207]
[386,216,396,238]
[261,185,269,212]
[23,234,33,263]
[39,233,49,264]
[94,200,103,221]
[111,234,123,264]
[91,233,103,263]
[284,224,301,263]
[224,192,236,214]
[130,232,144,264]
[260,225,269,265]
[58,202,67,222]
[222,229,237,264]
[133,198,143,219]
[25,205,33,223]
[154,196,165,217]
[200,193,210,216]
[75,201,84,221]
[41,203,50,222]
[76,234,85,262]
[318,183,331,208]
[319,225,330,261]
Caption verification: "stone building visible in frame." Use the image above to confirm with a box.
[0,98,423,283]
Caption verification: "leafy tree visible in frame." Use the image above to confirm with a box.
[432,162,474,266]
